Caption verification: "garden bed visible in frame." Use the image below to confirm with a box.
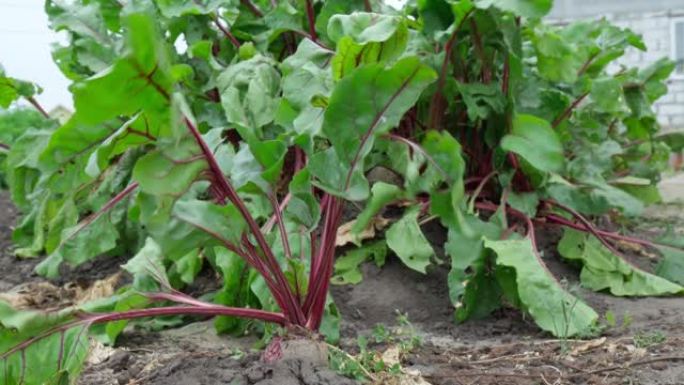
[2,191,683,385]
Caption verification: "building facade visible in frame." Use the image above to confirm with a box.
[549,0,684,132]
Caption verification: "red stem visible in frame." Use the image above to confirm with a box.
[305,0,317,42]
[470,19,491,83]
[552,92,588,128]
[241,0,264,17]
[541,214,655,248]
[502,54,510,95]
[577,52,598,77]
[183,117,305,325]
[428,11,472,130]
[364,0,372,11]
[56,182,138,249]
[87,306,287,325]
[214,18,241,48]
[27,96,50,119]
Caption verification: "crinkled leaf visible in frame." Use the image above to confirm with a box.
[386,207,434,273]
[332,240,388,285]
[352,182,403,234]
[486,237,599,337]
[501,114,564,174]
[558,230,683,296]
[475,0,552,18]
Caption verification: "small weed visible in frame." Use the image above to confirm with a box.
[329,313,422,382]
[633,330,666,349]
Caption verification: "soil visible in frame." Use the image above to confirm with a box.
[1,190,684,385]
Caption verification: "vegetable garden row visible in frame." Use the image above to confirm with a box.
[0,0,683,383]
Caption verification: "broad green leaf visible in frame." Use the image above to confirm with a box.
[507,192,539,217]
[36,203,123,278]
[315,0,373,43]
[328,13,409,78]
[532,28,582,83]
[279,39,333,137]
[173,200,247,246]
[285,169,321,230]
[475,0,552,18]
[456,82,506,121]
[323,57,437,165]
[249,139,287,184]
[558,230,683,296]
[501,114,564,173]
[71,13,172,126]
[352,182,403,234]
[590,77,624,113]
[0,69,39,108]
[218,56,281,139]
[328,12,405,44]
[417,0,455,35]
[308,147,369,201]
[311,57,435,199]
[547,181,644,217]
[332,240,388,285]
[656,245,684,286]
[386,207,434,273]
[155,0,233,18]
[133,149,206,196]
[0,303,89,385]
[122,237,170,291]
[486,238,599,337]
[446,215,502,321]
[213,248,252,334]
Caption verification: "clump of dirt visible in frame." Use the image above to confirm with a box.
[78,327,358,385]
[143,354,357,385]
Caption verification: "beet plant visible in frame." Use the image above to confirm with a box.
[1,0,684,383]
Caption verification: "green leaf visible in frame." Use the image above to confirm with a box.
[71,13,172,126]
[656,245,684,286]
[558,230,683,296]
[0,303,89,385]
[155,0,232,18]
[218,55,281,139]
[36,204,123,278]
[172,200,247,246]
[386,207,434,273]
[501,114,564,174]
[590,77,624,113]
[332,240,388,285]
[352,182,403,234]
[308,148,369,201]
[486,237,599,337]
[532,28,582,83]
[456,82,506,121]
[122,237,170,291]
[213,248,251,334]
[286,169,321,230]
[323,56,437,165]
[446,215,502,321]
[475,0,552,18]
[328,12,405,44]
[133,149,206,196]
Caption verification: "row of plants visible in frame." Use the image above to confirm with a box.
[1,0,684,383]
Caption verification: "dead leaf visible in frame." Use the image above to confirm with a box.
[336,216,390,246]
[570,337,606,356]
[87,340,117,365]
[0,282,68,310]
[74,272,121,305]
[0,273,121,310]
